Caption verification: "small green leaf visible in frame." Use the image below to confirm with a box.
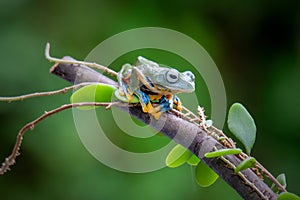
[204,148,242,158]
[70,83,117,110]
[195,161,219,187]
[165,144,192,168]
[228,103,256,154]
[278,192,300,200]
[277,173,287,188]
[114,90,139,103]
[271,173,287,193]
[234,157,256,173]
[186,154,200,166]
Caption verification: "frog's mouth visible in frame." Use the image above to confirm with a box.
[168,87,195,94]
[159,80,195,93]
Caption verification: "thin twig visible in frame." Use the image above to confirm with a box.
[0,101,129,175]
[0,82,99,102]
[45,43,118,77]
[210,126,236,148]
[239,152,287,193]
[219,156,268,200]
[197,106,207,126]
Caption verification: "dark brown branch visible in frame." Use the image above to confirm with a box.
[50,57,277,200]
[50,56,118,87]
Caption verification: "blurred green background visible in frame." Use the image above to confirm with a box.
[0,0,299,199]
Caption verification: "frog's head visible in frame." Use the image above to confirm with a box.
[136,56,195,94]
[154,68,195,94]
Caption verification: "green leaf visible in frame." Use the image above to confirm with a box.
[114,90,139,103]
[228,103,256,154]
[165,144,192,168]
[234,157,256,173]
[186,154,200,166]
[276,173,287,188]
[278,192,300,200]
[271,173,287,193]
[195,161,219,187]
[70,83,117,110]
[204,148,242,158]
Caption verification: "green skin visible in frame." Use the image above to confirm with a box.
[117,56,195,119]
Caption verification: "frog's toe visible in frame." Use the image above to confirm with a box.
[175,101,183,111]
[151,111,162,120]
[125,93,133,101]
[149,105,161,113]
[149,94,163,101]
[118,89,125,96]
[142,102,153,113]
[148,105,163,120]
[173,96,182,111]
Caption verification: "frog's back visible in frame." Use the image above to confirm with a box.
[135,56,166,76]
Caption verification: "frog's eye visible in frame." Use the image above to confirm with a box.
[183,71,195,82]
[166,69,179,83]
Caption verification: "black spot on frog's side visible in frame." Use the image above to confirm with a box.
[146,77,154,87]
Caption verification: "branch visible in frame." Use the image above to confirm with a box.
[0,82,98,102]
[45,43,118,77]
[49,57,118,87]
[0,102,129,175]
[50,57,277,200]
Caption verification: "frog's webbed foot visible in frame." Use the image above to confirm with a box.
[149,95,183,120]
[118,84,133,101]
[147,95,173,120]
[134,90,165,120]
[173,95,183,111]
[149,109,162,120]
[134,89,153,112]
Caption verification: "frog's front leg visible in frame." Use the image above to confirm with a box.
[127,67,154,112]
[117,64,134,101]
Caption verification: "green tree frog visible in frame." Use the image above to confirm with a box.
[117,56,195,119]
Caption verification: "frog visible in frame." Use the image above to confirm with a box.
[117,56,195,120]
